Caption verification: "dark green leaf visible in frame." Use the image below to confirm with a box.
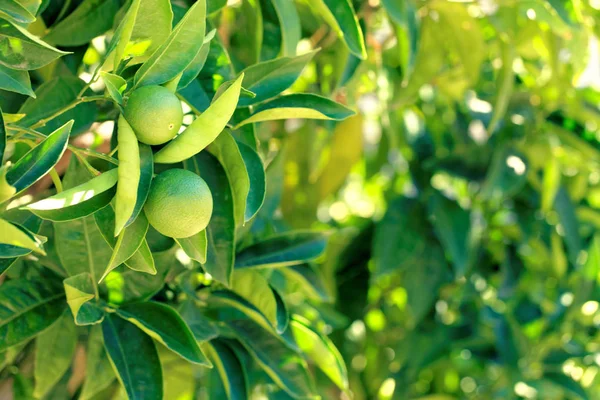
[79,325,115,400]
[43,0,120,46]
[234,94,355,128]
[238,50,316,106]
[320,0,366,59]
[555,187,583,266]
[177,28,215,90]
[202,340,249,400]
[0,277,65,351]
[235,231,328,269]
[25,169,118,221]
[0,20,68,70]
[0,65,34,97]
[5,120,72,193]
[184,152,235,286]
[178,299,218,342]
[101,314,163,400]
[100,72,127,104]
[63,272,104,325]
[237,140,266,222]
[269,0,301,57]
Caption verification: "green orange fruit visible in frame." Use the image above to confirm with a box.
[143,169,213,238]
[124,85,183,145]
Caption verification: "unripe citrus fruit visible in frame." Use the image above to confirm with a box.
[143,169,213,238]
[124,85,183,145]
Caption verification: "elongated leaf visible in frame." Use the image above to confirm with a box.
[43,0,120,46]
[94,204,155,280]
[155,73,244,164]
[115,115,140,236]
[290,318,348,391]
[184,153,235,286]
[228,319,318,399]
[0,65,34,97]
[110,0,173,68]
[235,231,328,269]
[232,270,278,329]
[80,325,115,400]
[100,72,127,104]
[178,29,215,90]
[487,40,514,133]
[0,108,5,164]
[234,94,354,128]
[237,142,266,221]
[33,311,77,398]
[175,229,207,264]
[555,187,582,266]
[272,286,288,333]
[0,278,66,351]
[133,0,205,88]
[0,20,68,70]
[17,76,96,135]
[178,299,218,342]
[316,115,362,201]
[278,264,332,302]
[5,120,72,193]
[319,0,366,59]
[116,302,211,366]
[0,0,35,23]
[126,143,153,227]
[238,51,316,106]
[102,314,163,400]
[55,215,113,283]
[25,169,118,221]
[0,211,42,275]
[208,130,249,226]
[270,0,301,57]
[382,0,419,84]
[63,273,104,326]
[428,193,473,278]
[203,340,249,400]
[0,218,45,255]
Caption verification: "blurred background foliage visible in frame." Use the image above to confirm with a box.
[248,0,600,399]
[3,0,600,399]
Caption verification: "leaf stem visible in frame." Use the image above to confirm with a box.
[30,95,108,130]
[49,169,63,192]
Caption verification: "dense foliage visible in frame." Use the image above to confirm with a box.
[2,0,600,399]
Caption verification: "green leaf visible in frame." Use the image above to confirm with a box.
[115,115,140,236]
[33,311,77,398]
[208,130,250,226]
[184,153,235,286]
[159,345,195,400]
[110,0,173,68]
[104,246,175,305]
[154,73,244,164]
[234,94,355,128]
[555,187,583,266]
[290,317,348,391]
[228,319,318,399]
[237,50,316,106]
[177,29,215,90]
[101,314,163,400]
[542,156,560,213]
[235,231,328,269]
[0,64,33,97]
[17,76,96,136]
[544,372,589,400]
[175,229,207,264]
[479,147,528,201]
[0,164,16,205]
[237,141,266,222]
[487,39,515,134]
[43,0,120,46]
[63,272,104,325]
[25,169,118,221]
[116,301,211,366]
[100,72,127,104]
[0,277,66,351]
[0,0,35,24]
[318,0,366,59]
[316,115,362,201]
[0,20,68,70]
[202,340,249,400]
[126,143,153,227]
[133,0,206,88]
[178,299,218,342]
[0,211,42,274]
[55,215,113,283]
[79,325,115,400]
[94,204,155,281]
[0,218,45,255]
[5,120,72,193]
[270,0,301,57]
[428,193,473,278]
[382,0,419,84]
[232,269,278,329]
[277,264,332,302]
[0,108,5,163]
[272,286,288,333]
[227,0,263,68]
